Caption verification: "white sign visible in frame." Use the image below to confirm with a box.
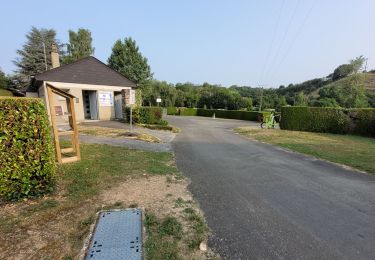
[99,91,113,106]
[129,89,136,105]
[156,98,162,103]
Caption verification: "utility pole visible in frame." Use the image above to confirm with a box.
[258,85,264,112]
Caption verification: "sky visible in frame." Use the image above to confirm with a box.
[1,0,375,88]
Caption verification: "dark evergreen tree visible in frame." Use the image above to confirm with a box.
[13,27,60,86]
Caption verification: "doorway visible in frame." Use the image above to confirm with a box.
[114,92,123,119]
[82,90,99,120]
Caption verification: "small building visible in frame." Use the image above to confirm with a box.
[26,52,136,122]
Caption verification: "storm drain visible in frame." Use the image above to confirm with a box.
[86,209,142,260]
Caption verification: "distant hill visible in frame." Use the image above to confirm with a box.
[278,72,375,97]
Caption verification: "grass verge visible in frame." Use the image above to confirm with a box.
[236,128,375,174]
[0,143,183,259]
[137,123,181,133]
[78,125,161,143]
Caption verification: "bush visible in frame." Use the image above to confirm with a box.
[0,97,55,200]
[167,107,178,115]
[280,106,375,136]
[125,106,165,125]
[167,107,269,121]
[179,108,198,116]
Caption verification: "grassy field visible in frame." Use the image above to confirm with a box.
[0,88,13,96]
[0,143,212,259]
[236,128,375,174]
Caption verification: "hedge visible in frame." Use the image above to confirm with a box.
[0,98,55,200]
[167,107,270,121]
[124,106,167,125]
[167,107,178,115]
[280,106,375,137]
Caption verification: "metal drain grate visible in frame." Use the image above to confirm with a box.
[86,209,142,260]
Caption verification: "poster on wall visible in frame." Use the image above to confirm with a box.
[99,91,113,106]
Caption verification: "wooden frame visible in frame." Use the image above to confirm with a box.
[46,83,80,163]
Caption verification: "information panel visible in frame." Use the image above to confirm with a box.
[99,91,113,106]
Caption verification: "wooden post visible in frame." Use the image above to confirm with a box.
[46,86,62,163]
[69,97,80,160]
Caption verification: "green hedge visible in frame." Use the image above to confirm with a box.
[280,106,375,136]
[125,107,166,125]
[167,107,269,121]
[0,98,55,200]
[167,107,178,115]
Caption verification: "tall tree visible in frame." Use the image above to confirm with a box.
[13,27,59,86]
[108,37,153,95]
[108,37,152,83]
[62,28,94,64]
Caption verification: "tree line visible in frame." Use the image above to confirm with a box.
[1,27,374,109]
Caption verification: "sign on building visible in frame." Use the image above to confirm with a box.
[99,91,113,106]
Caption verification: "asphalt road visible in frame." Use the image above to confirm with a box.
[168,116,375,260]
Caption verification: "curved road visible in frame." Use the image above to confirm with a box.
[168,116,375,260]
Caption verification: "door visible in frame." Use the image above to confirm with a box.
[89,91,98,120]
[114,92,123,119]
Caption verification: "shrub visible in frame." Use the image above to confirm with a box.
[0,97,55,200]
[125,106,165,125]
[280,106,375,136]
[178,108,198,116]
[196,109,269,122]
[167,107,178,115]
[167,107,269,121]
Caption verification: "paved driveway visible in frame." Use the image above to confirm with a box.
[168,116,375,260]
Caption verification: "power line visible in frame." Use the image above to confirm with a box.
[259,0,285,85]
[270,0,317,81]
[263,0,301,85]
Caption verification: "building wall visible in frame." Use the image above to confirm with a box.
[40,81,133,122]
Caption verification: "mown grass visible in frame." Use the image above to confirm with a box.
[0,89,13,96]
[0,143,179,259]
[236,128,375,174]
[78,125,161,143]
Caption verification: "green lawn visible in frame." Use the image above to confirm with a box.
[0,143,180,259]
[0,142,212,259]
[0,89,13,96]
[236,128,375,174]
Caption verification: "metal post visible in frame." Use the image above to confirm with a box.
[130,106,133,132]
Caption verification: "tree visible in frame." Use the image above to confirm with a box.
[332,56,366,81]
[108,37,153,103]
[319,74,368,108]
[62,28,94,64]
[108,37,152,84]
[13,27,60,86]
[294,92,308,106]
[0,69,9,89]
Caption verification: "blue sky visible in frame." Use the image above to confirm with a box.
[1,0,375,87]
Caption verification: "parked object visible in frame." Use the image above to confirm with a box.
[261,113,279,129]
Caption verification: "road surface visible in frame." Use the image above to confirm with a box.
[168,116,375,260]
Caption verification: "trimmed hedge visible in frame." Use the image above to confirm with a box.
[280,106,375,137]
[0,98,55,200]
[125,106,166,125]
[167,107,270,121]
[167,107,178,115]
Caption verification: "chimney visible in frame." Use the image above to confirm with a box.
[51,43,60,68]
